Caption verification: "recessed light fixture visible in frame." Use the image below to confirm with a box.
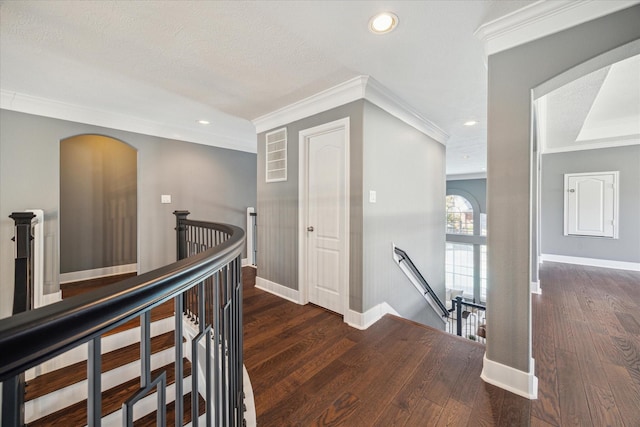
[369,12,398,34]
[197,120,210,125]
[463,155,470,159]
[463,120,478,126]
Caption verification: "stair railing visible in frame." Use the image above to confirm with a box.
[447,296,487,343]
[393,245,449,320]
[1,212,245,427]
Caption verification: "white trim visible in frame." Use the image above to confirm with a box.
[60,263,138,284]
[253,76,448,145]
[531,281,542,295]
[474,1,639,57]
[344,302,399,330]
[255,276,302,305]
[241,258,249,267]
[542,136,640,154]
[446,172,487,181]
[540,254,640,271]
[298,118,350,315]
[0,89,256,153]
[364,77,448,143]
[481,354,538,400]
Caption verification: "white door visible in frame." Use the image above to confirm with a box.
[299,118,349,315]
[564,172,618,238]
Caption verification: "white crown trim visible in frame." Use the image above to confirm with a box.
[542,136,639,154]
[0,89,257,153]
[475,0,640,57]
[252,75,448,145]
[446,172,487,181]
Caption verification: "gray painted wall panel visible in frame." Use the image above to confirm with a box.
[447,179,487,213]
[487,5,640,372]
[60,135,137,273]
[256,101,364,310]
[0,109,256,318]
[362,102,446,328]
[541,145,640,262]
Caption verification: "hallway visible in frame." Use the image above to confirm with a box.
[244,263,640,426]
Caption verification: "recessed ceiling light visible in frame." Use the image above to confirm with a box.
[463,155,470,159]
[369,12,398,34]
[463,120,478,126]
[197,120,210,125]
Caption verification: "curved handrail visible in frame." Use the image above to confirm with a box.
[0,222,244,381]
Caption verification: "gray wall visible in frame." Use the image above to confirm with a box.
[487,4,640,374]
[257,99,447,329]
[541,145,640,263]
[60,135,137,273]
[447,179,486,213]
[0,109,256,319]
[362,102,446,327]
[256,100,364,310]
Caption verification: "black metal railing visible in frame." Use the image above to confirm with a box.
[1,211,245,427]
[393,246,449,318]
[8,212,36,315]
[446,296,487,344]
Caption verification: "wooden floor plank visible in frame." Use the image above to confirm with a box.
[245,263,640,426]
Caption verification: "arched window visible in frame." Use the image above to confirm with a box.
[446,195,474,235]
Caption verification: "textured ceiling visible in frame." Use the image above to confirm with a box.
[1,0,537,175]
[543,54,640,151]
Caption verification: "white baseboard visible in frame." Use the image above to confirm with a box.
[541,254,640,271]
[531,281,542,295]
[255,276,301,305]
[345,302,399,330]
[60,263,138,284]
[481,354,538,399]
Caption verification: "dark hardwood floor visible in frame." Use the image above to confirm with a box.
[243,263,640,426]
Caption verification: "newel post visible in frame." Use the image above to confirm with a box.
[10,212,35,315]
[456,296,463,337]
[174,210,190,261]
[3,212,35,427]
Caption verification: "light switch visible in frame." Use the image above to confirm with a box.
[369,190,377,203]
[161,194,172,204]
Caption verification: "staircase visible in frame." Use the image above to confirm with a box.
[2,212,248,427]
[23,279,206,426]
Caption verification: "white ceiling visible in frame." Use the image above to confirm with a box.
[542,54,640,152]
[1,1,632,175]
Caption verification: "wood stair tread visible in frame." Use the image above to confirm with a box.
[60,274,174,337]
[26,331,179,401]
[27,359,192,427]
[133,391,206,426]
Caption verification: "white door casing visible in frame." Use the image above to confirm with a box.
[298,118,349,316]
[564,171,619,238]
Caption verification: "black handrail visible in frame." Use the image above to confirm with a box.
[0,225,243,379]
[394,246,449,318]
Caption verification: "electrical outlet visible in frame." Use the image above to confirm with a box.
[161,195,171,204]
[369,190,377,203]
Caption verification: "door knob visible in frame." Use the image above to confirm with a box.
[307,226,314,232]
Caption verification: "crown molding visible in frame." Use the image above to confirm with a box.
[446,172,487,181]
[252,76,366,134]
[475,0,640,57]
[542,135,639,154]
[252,75,448,145]
[364,77,448,144]
[0,89,257,153]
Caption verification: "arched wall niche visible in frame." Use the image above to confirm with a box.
[59,134,138,276]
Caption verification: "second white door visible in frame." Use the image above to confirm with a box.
[300,118,349,315]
